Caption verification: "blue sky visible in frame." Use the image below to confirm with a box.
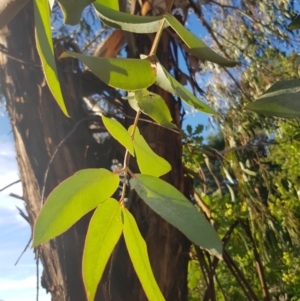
[0,113,50,301]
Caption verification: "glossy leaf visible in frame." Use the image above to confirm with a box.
[130,174,223,258]
[33,0,69,116]
[93,2,168,33]
[129,126,171,177]
[288,15,300,29]
[122,207,165,301]
[33,169,119,246]
[102,115,134,155]
[164,14,237,67]
[155,62,216,114]
[134,89,177,129]
[94,0,119,11]
[57,0,94,25]
[61,51,156,90]
[83,198,122,301]
[245,79,300,118]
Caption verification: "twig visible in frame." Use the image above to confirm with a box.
[40,117,91,204]
[0,179,20,192]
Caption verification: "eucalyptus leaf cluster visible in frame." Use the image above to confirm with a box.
[10,0,241,300]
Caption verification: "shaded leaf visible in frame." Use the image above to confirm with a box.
[57,0,93,25]
[61,51,156,90]
[93,2,168,33]
[155,61,216,114]
[134,89,177,129]
[245,79,300,118]
[164,13,237,67]
[83,198,122,301]
[130,174,222,258]
[34,0,69,116]
[129,126,171,177]
[33,169,119,246]
[122,207,165,301]
[288,15,300,30]
[102,115,134,155]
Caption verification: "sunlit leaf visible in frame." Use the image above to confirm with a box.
[122,207,165,301]
[130,174,223,258]
[102,115,134,155]
[94,0,119,11]
[164,14,237,67]
[0,0,29,29]
[129,126,171,177]
[57,0,93,25]
[34,0,69,116]
[83,198,122,301]
[288,15,300,30]
[245,79,300,118]
[33,169,119,246]
[61,51,156,90]
[93,2,168,33]
[134,89,177,129]
[155,61,216,114]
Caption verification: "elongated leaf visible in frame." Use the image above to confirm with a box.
[94,0,119,11]
[102,115,134,155]
[129,126,171,177]
[130,174,222,258]
[165,14,237,67]
[33,169,119,246]
[93,2,168,33]
[133,89,176,129]
[33,0,69,117]
[122,207,165,301]
[155,62,216,114]
[57,0,93,25]
[0,0,29,29]
[245,79,300,118]
[288,15,300,29]
[61,51,156,90]
[83,198,122,301]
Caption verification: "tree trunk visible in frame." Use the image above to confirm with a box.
[0,2,190,301]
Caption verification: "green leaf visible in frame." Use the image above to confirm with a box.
[134,89,177,129]
[102,115,134,155]
[164,14,237,67]
[94,0,119,11]
[33,168,119,246]
[155,62,216,114]
[83,198,122,301]
[288,15,300,30]
[122,207,165,301]
[61,51,156,90]
[130,174,222,258]
[93,2,168,33]
[33,0,69,117]
[129,126,171,177]
[57,0,93,25]
[245,79,300,118]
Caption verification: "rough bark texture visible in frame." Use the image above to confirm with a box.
[0,1,190,300]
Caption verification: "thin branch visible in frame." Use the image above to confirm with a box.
[0,179,20,192]
[241,220,271,301]
[0,46,41,67]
